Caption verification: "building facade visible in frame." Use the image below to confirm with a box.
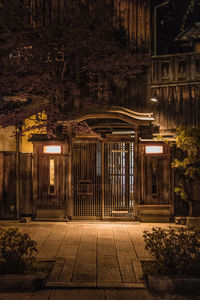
[0,0,200,221]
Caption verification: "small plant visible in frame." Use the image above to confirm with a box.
[0,227,37,274]
[172,127,200,216]
[143,227,200,277]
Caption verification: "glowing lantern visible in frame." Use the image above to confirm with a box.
[43,145,61,154]
[145,145,163,154]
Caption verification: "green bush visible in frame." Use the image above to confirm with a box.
[143,227,200,277]
[0,227,37,274]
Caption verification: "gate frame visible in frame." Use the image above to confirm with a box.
[69,108,153,220]
[71,136,138,220]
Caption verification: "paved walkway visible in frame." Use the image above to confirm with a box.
[0,221,174,289]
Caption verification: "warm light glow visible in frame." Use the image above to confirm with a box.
[49,158,55,185]
[150,97,158,102]
[43,145,61,153]
[145,145,163,154]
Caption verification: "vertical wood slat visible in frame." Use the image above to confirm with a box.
[19,153,33,215]
[146,157,152,204]
[134,126,138,215]
[3,153,16,218]
[32,146,38,215]
[159,157,170,205]
[72,142,101,217]
[0,153,4,218]
[104,141,134,218]
[140,151,145,205]
[145,0,150,51]
[137,0,142,47]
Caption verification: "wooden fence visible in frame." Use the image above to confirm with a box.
[0,152,33,219]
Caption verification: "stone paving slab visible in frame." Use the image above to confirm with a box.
[1,289,200,300]
[43,222,147,287]
[0,221,182,289]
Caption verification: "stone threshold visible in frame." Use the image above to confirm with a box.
[45,281,146,289]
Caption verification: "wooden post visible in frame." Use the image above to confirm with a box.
[170,145,174,217]
[32,144,38,218]
[67,140,73,218]
[15,130,20,219]
[134,125,139,219]
[0,152,4,218]
[101,141,104,219]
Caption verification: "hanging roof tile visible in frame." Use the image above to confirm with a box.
[176,23,200,42]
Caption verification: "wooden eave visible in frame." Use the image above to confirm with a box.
[76,107,154,127]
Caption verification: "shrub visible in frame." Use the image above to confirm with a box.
[0,227,37,274]
[143,227,200,277]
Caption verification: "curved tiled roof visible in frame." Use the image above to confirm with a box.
[176,23,200,42]
[76,106,154,126]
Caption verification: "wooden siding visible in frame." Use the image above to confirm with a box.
[151,52,200,128]
[0,152,16,218]
[114,0,150,50]
[19,153,33,215]
[29,0,151,50]
[32,142,68,209]
[151,53,200,85]
[0,152,33,218]
[35,154,68,208]
[0,152,4,218]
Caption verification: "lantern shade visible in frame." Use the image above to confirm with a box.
[43,145,61,154]
[145,145,163,154]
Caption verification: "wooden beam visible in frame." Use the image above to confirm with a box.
[101,142,105,219]
[16,132,20,219]
[134,125,139,218]
[67,140,73,218]
[0,152,4,218]
[32,144,38,217]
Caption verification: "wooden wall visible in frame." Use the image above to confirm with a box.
[151,52,200,129]
[0,152,33,218]
[32,142,68,213]
[0,152,16,218]
[19,153,33,215]
[36,154,67,207]
[139,144,172,205]
[29,0,151,50]
[114,0,150,50]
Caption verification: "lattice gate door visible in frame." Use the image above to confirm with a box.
[72,142,134,219]
[103,142,135,218]
[73,143,102,218]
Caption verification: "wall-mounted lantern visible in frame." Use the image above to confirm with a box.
[150,97,158,102]
[145,145,163,154]
[43,145,61,154]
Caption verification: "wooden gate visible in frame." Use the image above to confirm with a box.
[73,143,102,218]
[72,141,135,218]
[104,142,135,218]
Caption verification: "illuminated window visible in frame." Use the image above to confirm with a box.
[145,145,163,154]
[49,158,55,194]
[43,145,61,154]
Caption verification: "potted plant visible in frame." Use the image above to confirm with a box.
[0,228,53,291]
[143,226,200,294]
[172,127,200,228]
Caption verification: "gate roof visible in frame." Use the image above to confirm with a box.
[76,107,154,126]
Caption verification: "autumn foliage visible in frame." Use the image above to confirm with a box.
[0,0,149,133]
